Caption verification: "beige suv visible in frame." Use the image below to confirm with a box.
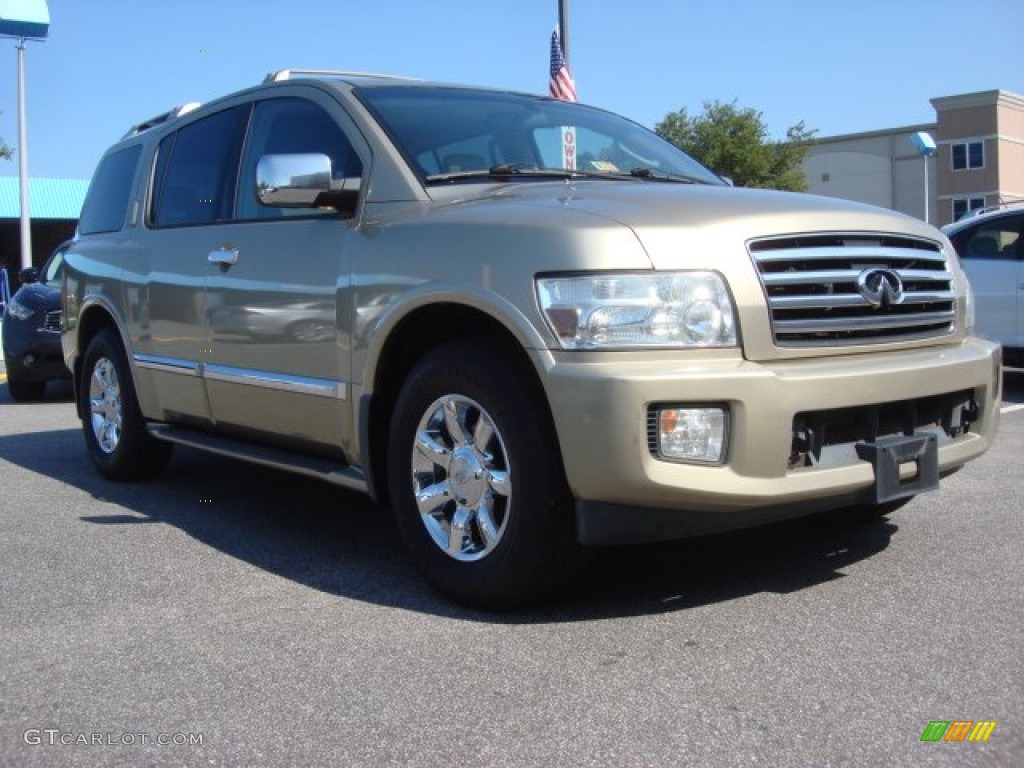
[63,70,1002,606]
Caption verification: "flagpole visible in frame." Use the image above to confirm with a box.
[559,0,569,66]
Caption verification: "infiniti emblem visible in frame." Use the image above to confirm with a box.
[857,268,905,309]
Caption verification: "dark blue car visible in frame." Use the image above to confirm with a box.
[2,241,72,401]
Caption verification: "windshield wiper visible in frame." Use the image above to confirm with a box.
[627,167,705,184]
[426,164,626,183]
[425,164,709,184]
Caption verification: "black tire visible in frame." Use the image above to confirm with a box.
[79,329,173,480]
[6,377,46,402]
[387,340,585,609]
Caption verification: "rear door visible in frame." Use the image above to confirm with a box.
[133,104,250,424]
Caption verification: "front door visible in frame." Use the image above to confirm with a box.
[954,212,1024,348]
[201,95,365,455]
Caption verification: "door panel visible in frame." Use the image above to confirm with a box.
[202,220,350,450]
[201,96,365,453]
[955,213,1023,349]
[1016,260,1023,349]
[133,104,250,423]
[966,259,1019,347]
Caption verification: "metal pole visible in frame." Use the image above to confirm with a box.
[17,38,32,271]
[559,0,569,66]
[923,154,929,225]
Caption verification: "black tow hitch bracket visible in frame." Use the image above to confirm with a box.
[855,433,939,504]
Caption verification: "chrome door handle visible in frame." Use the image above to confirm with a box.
[208,248,239,266]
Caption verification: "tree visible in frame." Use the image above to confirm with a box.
[655,100,815,191]
[0,139,11,161]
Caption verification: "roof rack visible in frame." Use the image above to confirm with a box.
[122,102,202,138]
[264,68,418,83]
[957,199,1024,221]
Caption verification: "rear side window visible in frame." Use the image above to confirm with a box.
[150,105,249,228]
[78,145,141,235]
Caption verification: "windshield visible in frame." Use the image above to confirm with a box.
[356,86,723,186]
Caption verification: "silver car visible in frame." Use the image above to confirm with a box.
[943,204,1023,361]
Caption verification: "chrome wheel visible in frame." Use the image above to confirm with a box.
[88,356,122,455]
[79,329,172,480]
[411,394,511,561]
[389,341,585,607]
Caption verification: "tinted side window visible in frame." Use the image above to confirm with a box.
[78,145,142,235]
[237,97,363,220]
[151,105,249,228]
[953,215,1023,261]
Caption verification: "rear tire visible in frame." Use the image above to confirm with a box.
[6,377,46,402]
[79,329,173,480]
[387,340,585,609]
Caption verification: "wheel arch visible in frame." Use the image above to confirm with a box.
[71,301,125,418]
[361,298,561,507]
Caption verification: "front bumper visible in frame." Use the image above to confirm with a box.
[539,338,1001,544]
[3,327,72,383]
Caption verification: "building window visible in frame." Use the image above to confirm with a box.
[951,141,984,170]
[952,197,986,220]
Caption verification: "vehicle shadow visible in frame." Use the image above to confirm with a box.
[0,422,898,623]
[0,378,74,402]
[1002,366,1024,404]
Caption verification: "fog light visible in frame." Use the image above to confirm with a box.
[657,407,727,463]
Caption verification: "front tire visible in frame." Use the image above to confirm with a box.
[387,341,584,608]
[79,329,172,480]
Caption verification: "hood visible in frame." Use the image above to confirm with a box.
[431,180,945,270]
[11,281,61,311]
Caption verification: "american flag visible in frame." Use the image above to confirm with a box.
[549,28,576,102]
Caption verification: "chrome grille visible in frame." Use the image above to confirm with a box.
[43,309,62,332]
[749,234,955,346]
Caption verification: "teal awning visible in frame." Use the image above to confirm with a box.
[0,177,89,219]
[0,0,50,39]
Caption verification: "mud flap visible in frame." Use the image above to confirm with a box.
[855,433,939,504]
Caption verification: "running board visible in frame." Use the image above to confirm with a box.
[147,423,369,494]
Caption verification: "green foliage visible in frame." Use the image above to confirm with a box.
[655,100,815,191]
[0,138,11,161]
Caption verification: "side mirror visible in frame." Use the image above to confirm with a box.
[256,153,360,218]
[18,266,39,284]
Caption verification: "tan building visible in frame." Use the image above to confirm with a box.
[802,89,1024,227]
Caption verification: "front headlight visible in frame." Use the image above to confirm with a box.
[961,272,976,334]
[5,297,33,321]
[536,272,738,349]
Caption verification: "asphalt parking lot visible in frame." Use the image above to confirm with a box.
[1,364,1022,767]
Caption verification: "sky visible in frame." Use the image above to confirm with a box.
[2,0,1023,181]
